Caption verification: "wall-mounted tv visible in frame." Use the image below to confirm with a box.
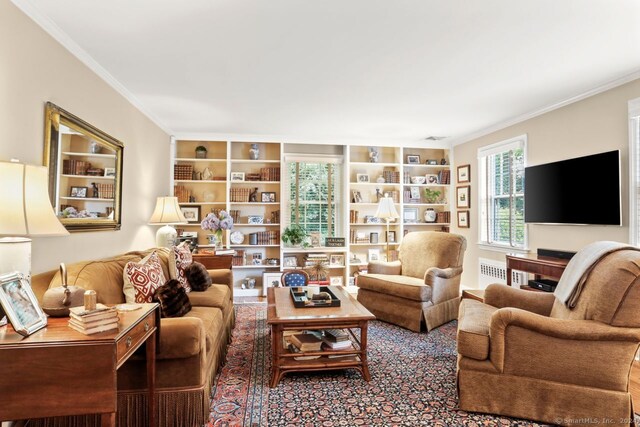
[524,150,621,225]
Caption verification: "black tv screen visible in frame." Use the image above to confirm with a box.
[524,150,621,225]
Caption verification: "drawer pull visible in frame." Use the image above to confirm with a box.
[144,322,150,332]
[126,336,132,348]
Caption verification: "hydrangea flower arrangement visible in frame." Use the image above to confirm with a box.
[60,207,97,218]
[201,210,234,246]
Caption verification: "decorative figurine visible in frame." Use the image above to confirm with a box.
[202,167,213,181]
[369,147,379,163]
[249,187,258,202]
[91,182,99,198]
[249,144,260,160]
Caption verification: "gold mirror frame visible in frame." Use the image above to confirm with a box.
[43,102,123,232]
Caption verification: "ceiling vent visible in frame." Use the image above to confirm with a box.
[424,136,447,141]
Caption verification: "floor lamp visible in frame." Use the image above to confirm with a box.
[149,196,188,247]
[375,196,399,261]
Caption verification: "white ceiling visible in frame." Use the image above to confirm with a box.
[16,0,640,143]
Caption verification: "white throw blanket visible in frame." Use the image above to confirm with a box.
[554,241,639,308]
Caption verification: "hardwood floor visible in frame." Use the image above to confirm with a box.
[630,361,640,407]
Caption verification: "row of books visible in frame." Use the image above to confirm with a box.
[62,159,91,175]
[248,231,279,245]
[437,169,451,185]
[284,329,353,360]
[260,167,280,182]
[382,170,400,184]
[68,304,119,335]
[304,253,328,267]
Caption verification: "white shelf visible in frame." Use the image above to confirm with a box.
[281,247,347,253]
[350,162,401,167]
[350,202,399,206]
[174,180,225,183]
[175,158,227,163]
[403,222,450,226]
[349,223,400,226]
[62,151,116,159]
[403,203,448,207]
[179,202,226,205]
[403,184,449,188]
[233,265,281,270]
[230,181,280,184]
[403,163,450,168]
[61,174,115,180]
[234,223,280,227]
[230,244,280,248]
[350,182,401,187]
[349,243,400,246]
[59,197,114,202]
[230,159,280,164]
[230,202,280,205]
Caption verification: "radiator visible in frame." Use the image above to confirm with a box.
[478,258,526,288]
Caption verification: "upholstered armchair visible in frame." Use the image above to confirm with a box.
[457,249,640,426]
[357,231,467,332]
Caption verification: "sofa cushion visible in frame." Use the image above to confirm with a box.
[185,306,224,355]
[154,279,192,318]
[169,243,193,292]
[123,251,167,303]
[188,284,231,312]
[357,274,431,302]
[185,262,212,291]
[457,298,497,360]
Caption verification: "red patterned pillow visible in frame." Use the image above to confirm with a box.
[169,242,193,292]
[123,251,167,303]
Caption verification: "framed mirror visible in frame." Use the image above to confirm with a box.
[43,102,123,232]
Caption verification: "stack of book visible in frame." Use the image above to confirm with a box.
[68,304,119,335]
[322,329,353,351]
[304,253,328,267]
[288,332,323,360]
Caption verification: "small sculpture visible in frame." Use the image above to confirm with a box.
[249,187,258,202]
[202,167,213,181]
[249,144,260,160]
[369,147,379,163]
[91,182,99,198]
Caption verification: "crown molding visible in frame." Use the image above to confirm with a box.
[450,69,640,147]
[11,0,173,135]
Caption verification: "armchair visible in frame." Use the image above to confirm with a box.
[357,231,466,332]
[457,249,640,426]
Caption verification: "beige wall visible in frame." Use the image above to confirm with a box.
[452,78,640,289]
[0,2,170,273]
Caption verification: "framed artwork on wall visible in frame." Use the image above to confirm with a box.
[456,186,470,209]
[180,206,201,223]
[457,164,471,183]
[457,211,470,228]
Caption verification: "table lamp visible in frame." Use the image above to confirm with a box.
[375,196,399,261]
[149,196,188,247]
[0,160,69,280]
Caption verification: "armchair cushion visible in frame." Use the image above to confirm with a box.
[484,284,555,316]
[368,260,402,275]
[357,274,431,302]
[457,298,497,360]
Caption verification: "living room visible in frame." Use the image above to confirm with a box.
[2,1,640,426]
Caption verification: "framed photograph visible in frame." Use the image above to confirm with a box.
[457,164,471,183]
[409,187,421,200]
[456,186,471,209]
[251,253,263,265]
[230,172,245,181]
[247,215,264,224]
[457,211,470,228]
[180,206,201,223]
[356,174,370,183]
[426,159,439,165]
[426,174,439,185]
[403,207,419,223]
[368,249,381,262]
[70,186,88,198]
[352,190,363,203]
[283,256,298,268]
[329,254,345,266]
[330,276,344,286]
[0,272,47,336]
[104,167,116,177]
[263,272,283,296]
[309,232,321,247]
[406,155,420,165]
[387,231,396,243]
[261,192,276,203]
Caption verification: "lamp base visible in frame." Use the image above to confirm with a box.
[156,225,177,248]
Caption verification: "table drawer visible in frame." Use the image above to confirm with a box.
[116,310,156,364]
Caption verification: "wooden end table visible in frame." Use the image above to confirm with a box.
[0,303,159,427]
[267,286,375,388]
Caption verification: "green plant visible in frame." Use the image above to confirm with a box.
[195,145,207,152]
[281,224,307,246]
[423,188,442,203]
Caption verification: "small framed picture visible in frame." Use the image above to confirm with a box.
[457,211,470,228]
[251,253,263,265]
[329,254,345,266]
[426,174,439,185]
[368,249,381,262]
[406,155,420,165]
[456,186,471,209]
[104,167,116,177]
[309,232,321,247]
[261,192,276,203]
[457,164,471,183]
[263,272,284,296]
[180,206,201,223]
[247,215,264,224]
[387,231,396,243]
[330,276,344,286]
[70,186,88,198]
[426,159,439,165]
[356,174,370,183]
[352,190,363,203]
[409,187,421,200]
[283,256,298,268]
[403,207,419,223]
[0,272,47,336]
[230,172,245,181]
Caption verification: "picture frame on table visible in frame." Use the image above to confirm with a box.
[457,164,471,183]
[330,276,344,286]
[406,155,421,165]
[457,211,470,228]
[356,174,370,183]
[387,231,396,243]
[283,256,298,268]
[180,206,201,223]
[456,186,471,209]
[0,272,47,337]
[329,254,345,266]
[230,172,245,181]
[352,190,363,203]
[262,272,284,296]
[368,249,381,262]
[309,232,321,247]
[403,207,419,223]
[409,187,421,200]
[70,186,88,198]
[426,174,439,185]
[261,192,276,203]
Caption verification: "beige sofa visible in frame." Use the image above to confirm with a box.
[29,248,235,427]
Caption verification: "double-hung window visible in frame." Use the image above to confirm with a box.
[478,135,527,251]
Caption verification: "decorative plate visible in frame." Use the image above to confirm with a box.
[230,231,244,244]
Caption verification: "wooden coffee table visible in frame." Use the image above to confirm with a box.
[267,286,375,387]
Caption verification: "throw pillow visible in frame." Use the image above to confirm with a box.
[153,279,192,318]
[169,242,192,293]
[184,262,212,292]
[123,251,167,303]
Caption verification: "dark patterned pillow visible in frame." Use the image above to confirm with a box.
[184,262,212,292]
[153,279,192,318]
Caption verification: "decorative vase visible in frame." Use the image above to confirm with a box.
[89,140,101,154]
[195,147,207,159]
[424,209,437,223]
[207,231,223,249]
[249,144,260,160]
[376,175,385,183]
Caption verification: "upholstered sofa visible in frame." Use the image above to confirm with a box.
[357,231,466,332]
[457,249,640,426]
[29,248,235,427]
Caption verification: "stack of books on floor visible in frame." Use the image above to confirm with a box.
[68,304,119,335]
[322,329,353,354]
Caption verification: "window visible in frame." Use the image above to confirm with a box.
[478,135,527,250]
[283,156,343,240]
[629,98,640,244]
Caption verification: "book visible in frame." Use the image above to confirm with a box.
[323,329,350,342]
[69,303,113,317]
[68,316,118,330]
[68,319,119,335]
[70,307,118,324]
[290,333,323,352]
[321,339,353,350]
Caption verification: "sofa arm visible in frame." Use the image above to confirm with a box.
[484,283,555,316]
[208,269,233,298]
[488,307,640,390]
[367,261,402,275]
[157,317,206,360]
[424,266,462,304]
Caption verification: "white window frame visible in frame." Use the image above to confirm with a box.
[628,97,640,245]
[477,134,528,253]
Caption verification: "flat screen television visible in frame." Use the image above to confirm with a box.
[524,150,621,225]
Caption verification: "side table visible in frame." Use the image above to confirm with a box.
[0,303,160,427]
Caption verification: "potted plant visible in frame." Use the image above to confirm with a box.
[423,188,442,204]
[281,224,307,247]
[195,145,207,159]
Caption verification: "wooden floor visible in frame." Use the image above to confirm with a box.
[631,362,640,407]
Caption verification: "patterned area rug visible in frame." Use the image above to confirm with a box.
[208,304,549,427]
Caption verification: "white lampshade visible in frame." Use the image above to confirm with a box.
[375,197,399,220]
[149,197,188,248]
